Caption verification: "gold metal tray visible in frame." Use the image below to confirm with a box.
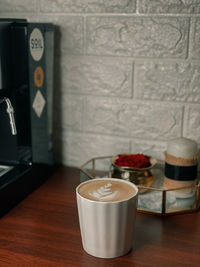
[79,156,200,216]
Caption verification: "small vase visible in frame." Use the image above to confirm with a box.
[111,154,157,193]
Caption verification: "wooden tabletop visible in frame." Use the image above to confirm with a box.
[0,166,200,267]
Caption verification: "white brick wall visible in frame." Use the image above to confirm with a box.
[1,0,200,167]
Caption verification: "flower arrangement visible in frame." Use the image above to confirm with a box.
[114,154,151,169]
[111,153,157,193]
[112,153,157,171]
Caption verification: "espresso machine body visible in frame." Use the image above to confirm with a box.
[0,19,54,216]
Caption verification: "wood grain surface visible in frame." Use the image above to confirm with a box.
[0,166,200,266]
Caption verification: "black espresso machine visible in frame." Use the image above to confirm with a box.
[0,18,54,216]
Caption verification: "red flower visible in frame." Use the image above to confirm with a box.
[115,154,150,168]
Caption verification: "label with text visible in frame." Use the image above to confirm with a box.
[30,28,44,61]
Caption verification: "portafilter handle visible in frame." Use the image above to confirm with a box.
[0,97,17,135]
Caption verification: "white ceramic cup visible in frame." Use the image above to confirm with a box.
[76,178,138,258]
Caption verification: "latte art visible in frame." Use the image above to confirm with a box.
[88,183,120,201]
[78,178,137,202]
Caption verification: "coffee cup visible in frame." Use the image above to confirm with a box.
[76,178,138,258]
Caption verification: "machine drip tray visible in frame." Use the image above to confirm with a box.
[0,165,14,177]
[0,163,53,217]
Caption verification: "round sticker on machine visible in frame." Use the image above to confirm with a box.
[34,66,44,88]
[29,28,44,61]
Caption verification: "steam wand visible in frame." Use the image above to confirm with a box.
[0,97,17,135]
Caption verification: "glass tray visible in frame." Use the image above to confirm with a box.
[79,156,200,216]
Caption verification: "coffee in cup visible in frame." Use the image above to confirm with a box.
[78,178,136,202]
[76,178,138,258]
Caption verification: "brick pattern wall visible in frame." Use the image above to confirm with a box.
[1,0,200,167]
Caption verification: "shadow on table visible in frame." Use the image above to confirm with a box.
[133,214,164,251]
